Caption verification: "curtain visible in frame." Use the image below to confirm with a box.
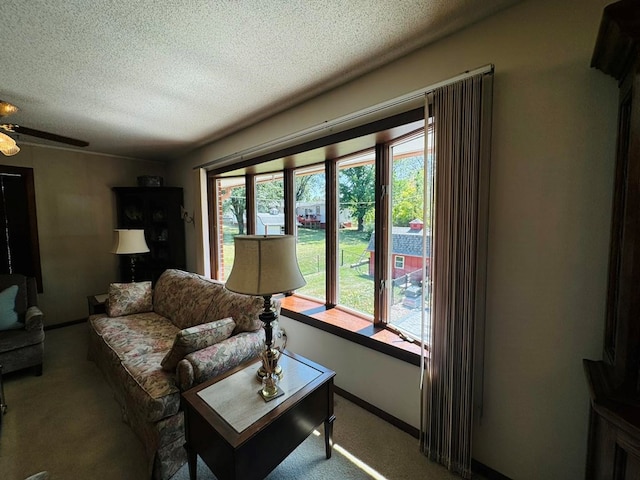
[420,72,493,478]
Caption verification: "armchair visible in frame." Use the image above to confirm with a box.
[0,274,44,376]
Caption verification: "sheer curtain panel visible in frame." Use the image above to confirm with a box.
[420,72,493,478]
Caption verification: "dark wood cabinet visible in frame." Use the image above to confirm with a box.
[585,2,640,479]
[113,187,186,285]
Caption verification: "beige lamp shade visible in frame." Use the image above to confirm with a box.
[225,235,306,296]
[111,229,150,254]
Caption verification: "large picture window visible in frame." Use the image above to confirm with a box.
[206,67,492,356]
[207,114,428,339]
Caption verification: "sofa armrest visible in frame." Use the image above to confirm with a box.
[25,306,44,331]
[176,330,265,391]
[176,359,195,391]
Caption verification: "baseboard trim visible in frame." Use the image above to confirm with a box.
[334,386,511,480]
[334,385,419,438]
[472,460,513,480]
[44,318,87,331]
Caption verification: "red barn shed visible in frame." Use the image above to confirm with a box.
[366,219,431,283]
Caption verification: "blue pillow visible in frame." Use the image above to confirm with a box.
[0,285,21,331]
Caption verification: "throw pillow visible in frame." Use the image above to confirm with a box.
[106,281,153,317]
[161,317,236,371]
[0,285,21,331]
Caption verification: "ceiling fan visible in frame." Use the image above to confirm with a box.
[0,100,89,156]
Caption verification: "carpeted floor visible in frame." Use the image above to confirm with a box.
[0,323,464,480]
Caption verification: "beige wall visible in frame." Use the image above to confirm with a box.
[2,144,166,326]
[168,0,617,478]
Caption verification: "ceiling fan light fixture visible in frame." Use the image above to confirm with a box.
[0,131,20,156]
[0,101,19,117]
[0,144,20,156]
[0,131,16,147]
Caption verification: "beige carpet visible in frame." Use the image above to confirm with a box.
[0,323,464,480]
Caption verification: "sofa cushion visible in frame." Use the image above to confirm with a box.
[91,312,182,422]
[106,281,153,317]
[153,270,216,329]
[120,352,181,422]
[203,280,265,334]
[0,285,21,331]
[91,312,176,359]
[161,317,236,371]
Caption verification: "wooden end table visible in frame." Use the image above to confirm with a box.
[87,294,107,316]
[181,351,336,480]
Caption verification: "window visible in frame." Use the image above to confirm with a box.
[214,177,246,280]
[206,68,492,364]
[337,151,375,316]
[295,165,326,302]
[0,165,43,291]
[387,131,432,342]
[207,107,429,345]
[255,173,284,235]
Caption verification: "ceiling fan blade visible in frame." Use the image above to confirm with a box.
[4,124,89,147]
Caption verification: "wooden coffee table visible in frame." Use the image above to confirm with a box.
[181,350,336,480]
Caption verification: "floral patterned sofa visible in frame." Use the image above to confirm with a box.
[87,269,276,480]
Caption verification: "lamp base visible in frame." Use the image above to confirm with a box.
[258,384,284,402]
[129,255,137,283]
[256,295,284,379]
[256,347,283,380]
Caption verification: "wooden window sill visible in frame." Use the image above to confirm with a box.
[278,295,423,366]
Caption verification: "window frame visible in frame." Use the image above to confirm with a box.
[206,108,428,359]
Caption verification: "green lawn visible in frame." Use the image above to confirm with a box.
[222,225,375,315]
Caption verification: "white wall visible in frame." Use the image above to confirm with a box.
[168,0,618,478]
[278,315,422,427]
[3,144,166,325]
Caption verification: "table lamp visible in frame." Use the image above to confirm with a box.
[225,235,306,379]
[111,229,150,282]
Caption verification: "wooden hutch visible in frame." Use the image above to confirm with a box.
[584,1,640,478]
[113,186,186,285]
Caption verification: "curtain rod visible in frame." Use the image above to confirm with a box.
[195,64,494,171]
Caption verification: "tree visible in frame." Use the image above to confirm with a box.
[256,179,283,213]
[222,186,246,235]
[296,173,325,202]
[339,164,375,232]
[392,165,424,226]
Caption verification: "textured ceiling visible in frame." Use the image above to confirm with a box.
[0,0,519,161]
